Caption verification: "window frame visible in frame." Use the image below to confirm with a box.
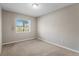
[15,18,31,33]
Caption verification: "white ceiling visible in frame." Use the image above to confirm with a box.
[0,3,73,17]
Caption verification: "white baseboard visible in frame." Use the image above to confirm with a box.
[38,38,79,54]
[2,38,35,45]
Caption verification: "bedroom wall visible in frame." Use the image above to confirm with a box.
[2,10,37,43]
[37,4,79,51]
[0,6,2,54]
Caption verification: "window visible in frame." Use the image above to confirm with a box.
[16,18,31,33]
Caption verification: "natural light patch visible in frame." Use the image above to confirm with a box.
[16,18,31,33]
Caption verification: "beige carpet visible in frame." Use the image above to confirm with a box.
[1,39,79,56]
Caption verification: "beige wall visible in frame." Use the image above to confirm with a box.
[0,6,2,54]
[38,4,79,51]
[2,10,37,43]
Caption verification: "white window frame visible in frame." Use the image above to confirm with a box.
[16,18,31,33]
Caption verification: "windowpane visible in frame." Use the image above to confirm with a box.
[16,18,31,32]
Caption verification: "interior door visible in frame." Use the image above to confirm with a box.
[0,7,2,54]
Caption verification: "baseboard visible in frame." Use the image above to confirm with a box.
[38,38,79,54]
[2,38,36,45]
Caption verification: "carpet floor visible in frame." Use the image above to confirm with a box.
[1,39,79,56]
